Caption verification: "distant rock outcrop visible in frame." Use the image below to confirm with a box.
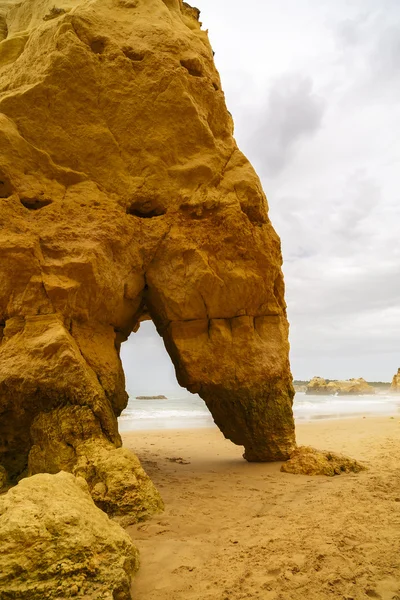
[306,377,337,395]
[0,472,139,599]
[336,378,375,395]
[136,395,167,400]
[306,377,375,396]
[390,369,400,393]
[0,0,296,500]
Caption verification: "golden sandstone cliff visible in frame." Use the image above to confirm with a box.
[0,0,296,521]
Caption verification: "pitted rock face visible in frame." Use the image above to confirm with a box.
[0,0,296,509]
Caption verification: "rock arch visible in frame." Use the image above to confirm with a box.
[0,0,296,516]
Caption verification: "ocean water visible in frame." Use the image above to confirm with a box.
[118,394,215,432]
[118,391,400,432]
[293,392,400,421]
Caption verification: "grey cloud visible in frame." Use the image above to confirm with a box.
[121,321,183,396]
[336,19,362,47]
[329,172,381,240]
[370,26,400,82]
[247,75,325,176]
[272,172,384,275]
[270,160,399,380]
[334,7,400,99]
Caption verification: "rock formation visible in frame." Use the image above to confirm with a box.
[390,369,400,393]
[136,395,168,400]
[305,377,336,395]
[0,471,139,599]
[306,377,375,396]
[281,446,366,477]
[336,378,375,395]
[0,0,296,509]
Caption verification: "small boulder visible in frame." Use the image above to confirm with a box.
[281,445,366,476]
[0,471,139,599]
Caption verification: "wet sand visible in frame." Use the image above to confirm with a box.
[123,417,400,600]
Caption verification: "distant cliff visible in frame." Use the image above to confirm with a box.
[136,395,167,400]
[390,369,400,393]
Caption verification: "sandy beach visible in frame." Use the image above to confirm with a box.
[124,417,400,600]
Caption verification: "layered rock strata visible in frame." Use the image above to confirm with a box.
[0,0,295,506]
[0,471,139,599]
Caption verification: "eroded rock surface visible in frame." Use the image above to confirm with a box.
[281,446,366,477]
[0,471,139,599]
[0,0,295,502]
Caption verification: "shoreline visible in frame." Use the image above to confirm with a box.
[123,417,400,600]
[122,417,400,466]
[119,411,400,434]
[118,393,400,433]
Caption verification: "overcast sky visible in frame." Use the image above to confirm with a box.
[122,0,400,392]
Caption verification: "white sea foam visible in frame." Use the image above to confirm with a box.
[293,392,400,420]
[119,409,209,420]
[117,392,400,431]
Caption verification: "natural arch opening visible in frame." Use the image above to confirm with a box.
[119,320,214,431]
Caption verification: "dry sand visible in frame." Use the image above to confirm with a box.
[123,417,400,600]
